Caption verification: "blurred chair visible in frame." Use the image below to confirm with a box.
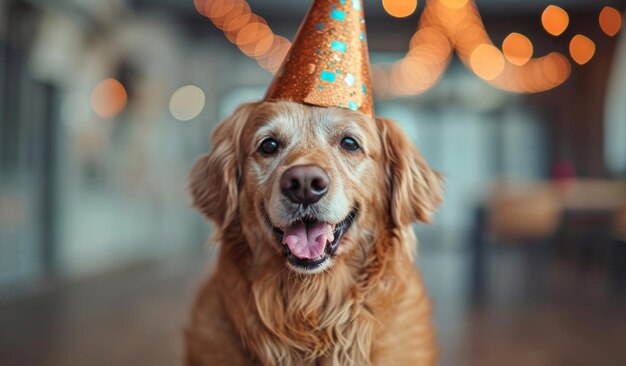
[557,180,626,281]
[472,182,561,300]
[488,183,561,241]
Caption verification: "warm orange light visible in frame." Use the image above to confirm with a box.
[222,11,252,34]
[470,44,505,81]
[193,0,206,15]
[258,36,291,73]
[541,52,571,85]
[439,0,469,10]
[91,78,127,118]
[402,55,429,81]
[599,6,622,37]
[569,34,595,65]
[252,33,275,58]
[212,1,249,30]
[390,62,412,95]
[410,27,450,56]
[382,0,418,18]
[542,5,569,36]
[502,32,533,66]
[488,53,571,94]
[236,22,265,45]
[205,0,237,22]
[448,14,491,59]
[237,22,272,56]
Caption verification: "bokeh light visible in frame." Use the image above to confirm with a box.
[439,0,469,10]
[541,52,571,85]
[470,44,505,81]
[599,6,622,37]
[222,11,253,35]
[193,0,206,16]
[221,4,252,41]
[252,33,275,58]
[569,34,596,65]
[169,85,206,121]
[210,1,248,30]
[91,78,127,118]
[502,32,533,66]
[236,22,272,56]
[541,5,569,36]
[382,0,418,18]
[257,36,291,73]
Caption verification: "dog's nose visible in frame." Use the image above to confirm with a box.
[280,165,329,204]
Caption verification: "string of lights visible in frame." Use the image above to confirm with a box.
[192,0,623,97]
[90,1,623,119]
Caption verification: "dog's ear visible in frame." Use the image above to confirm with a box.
[189,103,256,229]
[377,117,443,227]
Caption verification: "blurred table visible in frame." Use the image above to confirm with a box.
[556,179,626,212]
[472,179,626,299]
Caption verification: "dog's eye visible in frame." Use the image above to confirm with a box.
[259,138,279,155]
[340,137,360,152]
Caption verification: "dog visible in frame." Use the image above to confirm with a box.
[185,100,443,365]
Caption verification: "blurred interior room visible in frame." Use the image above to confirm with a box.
[1,0,626,365]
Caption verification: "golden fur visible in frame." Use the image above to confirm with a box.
[186,101,443,365]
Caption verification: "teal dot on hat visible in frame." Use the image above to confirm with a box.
[320,71,336,83]
[331,41,347,53]
[331,10,345,21]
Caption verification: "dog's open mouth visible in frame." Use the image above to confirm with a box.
[269,209,357,271]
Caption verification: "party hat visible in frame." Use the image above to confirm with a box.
[265,0,374,118]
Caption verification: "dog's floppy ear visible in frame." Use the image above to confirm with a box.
[189,103,256,229]
[377,117,443,227]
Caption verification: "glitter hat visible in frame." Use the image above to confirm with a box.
[265,0,374,118]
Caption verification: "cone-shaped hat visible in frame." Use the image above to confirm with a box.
[265,0,374,118]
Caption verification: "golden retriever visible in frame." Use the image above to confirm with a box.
[185,100,443,366]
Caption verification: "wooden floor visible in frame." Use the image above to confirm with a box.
[1,250,625,366]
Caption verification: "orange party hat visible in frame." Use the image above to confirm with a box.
[265,0,374,118]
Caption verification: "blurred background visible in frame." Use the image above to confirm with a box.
[1,0,626,365]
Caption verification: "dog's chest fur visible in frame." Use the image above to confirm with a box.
[216,235,410,366]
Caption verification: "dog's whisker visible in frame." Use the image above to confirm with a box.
[267,264,289,284]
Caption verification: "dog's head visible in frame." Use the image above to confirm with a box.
[190,101,442,274]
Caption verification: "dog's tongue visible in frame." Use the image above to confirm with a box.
[282,221,335,259]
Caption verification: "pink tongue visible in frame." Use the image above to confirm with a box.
[282,222,335,259]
